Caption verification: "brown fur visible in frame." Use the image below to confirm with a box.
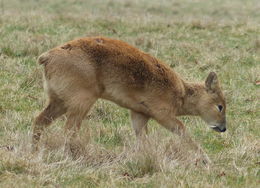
[32,37,226,162]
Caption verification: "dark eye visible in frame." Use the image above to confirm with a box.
[217,105,223,112]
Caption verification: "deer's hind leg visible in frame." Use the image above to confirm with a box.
[64,91,97,135]
[63,91,97,156]
[32,94,66,152]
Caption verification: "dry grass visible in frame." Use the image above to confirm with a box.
[0,0,259,187]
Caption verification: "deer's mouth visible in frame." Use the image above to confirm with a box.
[210,125,226,132]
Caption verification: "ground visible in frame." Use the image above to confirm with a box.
[0,0,259,187]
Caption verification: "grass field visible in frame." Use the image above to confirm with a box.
[0,0,259,187]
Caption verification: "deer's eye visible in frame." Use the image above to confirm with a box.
[217,105,223,112]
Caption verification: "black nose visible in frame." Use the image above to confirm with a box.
[220,127,226,132]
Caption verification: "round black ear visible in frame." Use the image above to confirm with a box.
[205,72,219,92]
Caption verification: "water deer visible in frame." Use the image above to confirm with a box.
[32,37,226,163]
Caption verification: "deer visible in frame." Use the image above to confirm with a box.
[32,36,226,164]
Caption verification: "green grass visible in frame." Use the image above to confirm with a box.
[0,0,259,187]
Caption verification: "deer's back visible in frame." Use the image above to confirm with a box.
[41,37,185,115]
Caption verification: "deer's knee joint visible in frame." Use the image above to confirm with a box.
[34,112,53,126]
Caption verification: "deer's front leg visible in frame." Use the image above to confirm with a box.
[131,111,149,140]
[156,116,211,165]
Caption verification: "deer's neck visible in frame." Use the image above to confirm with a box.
[176,82,205,116]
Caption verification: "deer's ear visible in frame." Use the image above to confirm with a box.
[205,72,220,92]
